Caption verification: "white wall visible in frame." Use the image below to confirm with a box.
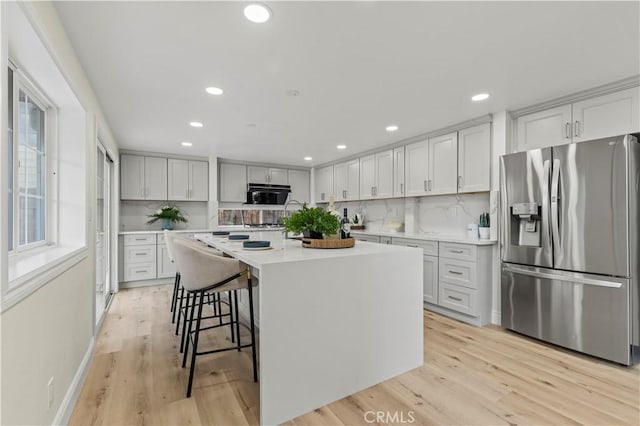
[1,2,120,424]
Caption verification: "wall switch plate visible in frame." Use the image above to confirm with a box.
[47,377,55,409]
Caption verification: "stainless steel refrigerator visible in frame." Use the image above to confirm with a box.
[500,134,639,365]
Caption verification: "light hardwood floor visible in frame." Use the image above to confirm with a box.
[70,284,640,426]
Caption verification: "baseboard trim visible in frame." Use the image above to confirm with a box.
[52,337,96,426]
[491,310,501,325]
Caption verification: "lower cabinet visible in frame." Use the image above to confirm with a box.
[121,232,180,284]
[391,237,493,326]
[157,234,177,278]
[352,234,381,243]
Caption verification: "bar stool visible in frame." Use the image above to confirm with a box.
[171,238,258,397]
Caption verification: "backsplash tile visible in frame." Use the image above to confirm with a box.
[120,201,208,231]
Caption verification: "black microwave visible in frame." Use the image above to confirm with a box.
[245,183,291,205]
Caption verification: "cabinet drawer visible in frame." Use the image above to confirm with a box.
[439,258,477,289]
[353,234,380,243]
[439,282,477,316]
[392,238,437,255]
[124,245,157,264]
[124,234,157,246]
[439,242,476,261]
[124,263,157,282]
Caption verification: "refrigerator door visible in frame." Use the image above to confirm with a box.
[552,137,629,277]
[502,263,631,365]
[500,148,553,268]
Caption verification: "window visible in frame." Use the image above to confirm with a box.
[7,65,50,252]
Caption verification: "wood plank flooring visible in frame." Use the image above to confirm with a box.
[70,284,640,425]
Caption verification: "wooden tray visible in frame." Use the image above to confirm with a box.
[302,237,355,249]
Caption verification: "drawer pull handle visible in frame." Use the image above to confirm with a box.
[448,296,463,302]
[450,249,464,254]
[135,238,146,241]
[135,270,146,274]
[135,253,146,256]
[448,270,463,275]
[407,244,419,248]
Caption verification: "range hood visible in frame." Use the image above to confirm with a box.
[245,183,291,205]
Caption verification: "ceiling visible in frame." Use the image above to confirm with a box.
[53,1,639,166]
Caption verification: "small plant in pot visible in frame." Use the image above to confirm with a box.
[281,204,341,239]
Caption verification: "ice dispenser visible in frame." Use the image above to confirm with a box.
[510,203,541,247]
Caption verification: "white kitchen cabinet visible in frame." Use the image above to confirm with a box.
[352,234,380,243]
[157,243,176,278]
[333,160,359,201]
[404,140,429,196]
[219,163,247,202]
[428,132,458,195]
[288,169,310,204]
[457,123,491,193]
[359,150,393,200]
[572,87,639,142]
[248,166,288,184]
[423,255,438,304]
[314,165,334,203]
[515,87,640,151]
[123,233,157,282]
[167,159,208,201]
[393,147,405,197]
[121,155,167,200]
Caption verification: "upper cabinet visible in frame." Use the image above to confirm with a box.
[288,169,310,204]
[393,147,405,197]
[334,160,359,201]
[405,140,429,197]
[457,124,490,193]
[167,159,208,201]
[248,166,288,185]
[359,154,375,199]
[219,163,248,202]
[359,150,393,199]
[121,154,167,200]
[428,132,458,195]
[314,165,334,202]
[515,87,639,152]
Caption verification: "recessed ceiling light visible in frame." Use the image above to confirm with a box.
[244,3,271,23]
[181,142,192,147]
[205,87,224,95]
[189,121,203,128]
[286,89,300,97]
[471,93,490,102]
[336,145,347,150]
[247,123,257,127]
[386,125,399,132]
[304,156,312,161]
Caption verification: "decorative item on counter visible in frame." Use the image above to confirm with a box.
[340,208,351,239]
[281,204,341,240]
[147,205,187,230]
[350,213,365,230]
[479,212,490,239]
[325,195,342,221]
[467,223,479,240]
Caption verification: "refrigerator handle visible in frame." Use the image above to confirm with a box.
[551,159,561,253]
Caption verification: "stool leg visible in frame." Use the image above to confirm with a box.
[170,272,178,314]
[247,280,258,382]
[217,295,223,326]
[175,286,185,335]
[187,292,205,398]
[234,290,241,352]
[183,292,197,368]
[171,273,181,324]
[180,292,192,354]
[229,291,236,343]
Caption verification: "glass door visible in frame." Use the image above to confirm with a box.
[96,142,113,323]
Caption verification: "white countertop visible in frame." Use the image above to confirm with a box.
[350,229,497,246]
[195,232,418,269]
[119,227,284,235]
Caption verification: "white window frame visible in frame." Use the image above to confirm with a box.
[7,61,57,256]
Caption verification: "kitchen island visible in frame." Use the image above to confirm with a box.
[194,233,424,425]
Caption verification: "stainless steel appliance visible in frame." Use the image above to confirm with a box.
[245,183,291,205]
[500,134,639,365]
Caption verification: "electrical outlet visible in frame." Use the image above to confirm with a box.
[47,377,55,409]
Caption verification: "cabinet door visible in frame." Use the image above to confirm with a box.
[572,87,640,143]
[393,147,405,197]
[516,104,572,151]
[269,168,288,185]
[405,140,429,196]
[167,159,189,200]
[189,161,209,201]
[288,169,310,204]
[315,165,333,203]
[423,255,438,304]
[458,123,491,193]
[157,244,176,278]
[120,154,145,200]
[247,166,269,184]
[219,163,247,202]
[375,150,393,198]
[428,132,458,195]
[144,157,168,200]
[359,155,375,200]
[346,159,360,201]
[333,162,348,201]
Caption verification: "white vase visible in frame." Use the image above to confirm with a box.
[479,227,490,239]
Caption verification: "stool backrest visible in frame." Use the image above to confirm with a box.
[163,230,177,263]
[172,238,249,293]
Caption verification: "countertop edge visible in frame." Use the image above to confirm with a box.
[350,230,497,246]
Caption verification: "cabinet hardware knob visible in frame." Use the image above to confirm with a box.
[574,120,580,137]
[565,122,571,139]
[448,270,463,275]
[448,296,463,302]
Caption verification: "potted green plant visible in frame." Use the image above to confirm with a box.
[147,205,187,230]
[281,204,341,239]
[479,212,490,239]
